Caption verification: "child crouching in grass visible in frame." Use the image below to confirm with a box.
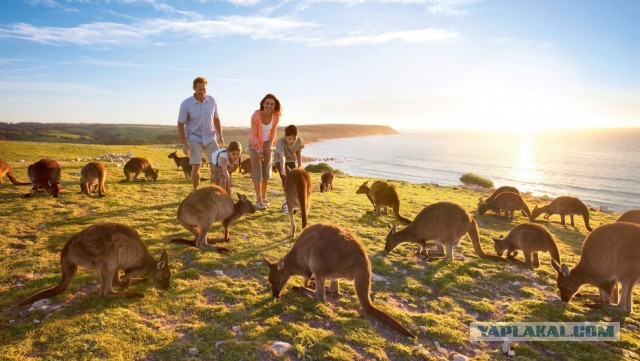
[211,141,242,195]
[274,125,304,213]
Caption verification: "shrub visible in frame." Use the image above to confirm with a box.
[459,173,494,188]
[304,163,340,174]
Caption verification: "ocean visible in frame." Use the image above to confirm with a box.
[303,128,640,212]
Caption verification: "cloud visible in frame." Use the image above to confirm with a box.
[57,57,195,72]
[0,80,109,94]
[296,0,481,14]
[318,28,460,46]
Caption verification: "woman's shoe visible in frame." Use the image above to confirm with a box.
[262,199,269,207]
[256,201,267,211]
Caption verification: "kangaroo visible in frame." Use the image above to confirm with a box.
[80,161,107,197]
[356,180,411,225]
[18,223,170,306]
[478,192,533,221]
[25,158,62,198]
[168,151,191,179]
[617,210,640,224]
[239,158,252,175]
[121,157,158,182]
[171,185,256,251]
[263,223,416,339]
[483,185,520,203]
[551,222,640,312]
[385,202,502,261]
[284,168,312,237]
[0,160,31,187]
[492,223,561,268]
[532,196,592,231]
[320,171,334,192]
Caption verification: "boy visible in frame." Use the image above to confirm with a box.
[274,125,304,213]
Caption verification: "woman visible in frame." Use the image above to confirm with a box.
[211,141,242,195]
[249,94,280,210]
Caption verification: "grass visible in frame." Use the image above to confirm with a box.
[0,140,638,360]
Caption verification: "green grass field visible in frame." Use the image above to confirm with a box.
[0,140,638,360]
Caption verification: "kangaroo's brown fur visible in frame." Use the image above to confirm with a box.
[121,157,158,182]
[18,223,170,306]
[356,180,411,225]
[617,210,640,225]
[168,151,191,179]
[239,158,252,175]
[532,196,592,231]
[492,223,561,268]
[80,162,107,196]
[484,185,520,203]
[385,202,502,261]
[320,171,334,192]
[284,168,312,237]
[25,158,62,198]
[551,222,640,312]
[263,223,416,339]
[478,192,533,221]
[171,185,256,251]
[0,160,31,186]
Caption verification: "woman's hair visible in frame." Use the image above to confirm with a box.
[259,94,281,115]
[193,76,208,89]
[227,141,242,153]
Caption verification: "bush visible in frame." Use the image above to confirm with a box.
[459,173,494,188]
[304,163,340,174]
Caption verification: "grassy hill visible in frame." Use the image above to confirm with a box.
[0,141,638,360]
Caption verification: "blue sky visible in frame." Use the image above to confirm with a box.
[0,0,638,131]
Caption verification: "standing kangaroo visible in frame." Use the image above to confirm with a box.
[171,185,256,251]
[25,158,62,198]
[356,180,411,225]
[385,202,501,261]
[532,196,592,231]
[284,168,312,237]
[478,192,533,221]
[551,222,640,312]
[80,161,107,197]
[168,151,191,179]
[18,223,170,306]
[121,157,158,182]
[263,223,416,339]
[617,210,640,224]
[492,223,561,268]
[0,160,31,187]
[320,171,334,192]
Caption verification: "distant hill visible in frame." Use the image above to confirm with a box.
[0,122,397,145]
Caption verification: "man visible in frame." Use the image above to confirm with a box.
[177,77,224,189]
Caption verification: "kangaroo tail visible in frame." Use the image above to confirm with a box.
[467,218,487,258]
[392,203,412,225]
[354,271,416,338]
[170,238,198,247]
[298,177,309,229]
[19,261,77,306]
[522,204,533,221]
[582,208,592,231]
[6,171,31,186]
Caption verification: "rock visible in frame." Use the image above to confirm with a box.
[434,341,443,352]
[37,223,46,230]
[599,205,613,213]
[452,354,468,361]
[18,159,25,163]
[512,281,522,286]
[232,325,242,334]
[371,273,388,282]
[269,341,292,356]
[419,326,428,333]
[242,234,249,239]
[214,270,224,276]
[255,261,263,266]
[508,350,516,356]
[33,319,40,324]
[215,341,225,349]
[187,347,198,356]
[502,340,512,353]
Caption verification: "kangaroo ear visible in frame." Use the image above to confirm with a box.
[387,222,392,230]
[277,258,285,271]
[499,235,504,240]
[560,264,570,278]
[491,237,499,243]
[157,251,169,269]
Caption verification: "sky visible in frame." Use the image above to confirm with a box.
[0,0,638,132]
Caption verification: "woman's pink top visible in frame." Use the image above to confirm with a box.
[249,110,279,151]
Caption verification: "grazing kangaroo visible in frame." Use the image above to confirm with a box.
[284,168,312,237]
[0,160,31,187]
[25,158,62,198]
[617,210,640,224]
[386,202,501,261]
[18,223,170,306]
[356,180,411,225]
[483,185,520,203]
[478,192,533,221]
[492,223,561,268]
[320,171,334,192]
[171,185,256,251]
[551,222,640,312]
[168,151,191,179]
[121,157,158,182]
[80,161,107,197]
[263,223,416,339]
[532,196,592,231]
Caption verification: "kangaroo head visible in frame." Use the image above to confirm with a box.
[384,223,400,252]
[477,197,485,209]
[478,201,489,215]
[237,193,256,214]
[531,205,542,219]
[491,235,506,256]
[47,180,61,198]
[319,182,325,192]
[551,259,579,302]
[356,181,369,194]
[153,250,171,289]
[263,256,290,298]
[168,151,177,159]
[152,169,159,181]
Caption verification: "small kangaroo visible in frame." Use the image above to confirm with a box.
[80,161,107,197]
[121,157,158,182]
[239,158,252,175]
[386,202,501,261]
[168,151,191,179]
[284,168,312,237]
[551,222,640,312]
[478,192,533,221]
[356,180,411,225]
[320,171,334,192]
[532,196,592,231]
[25,158,62,198]
[492,223,561,268]
[0,160,31,186]
[171,185,256,251]
[263,223,416,339]
[18,223,170,306]
[617,210,640,224]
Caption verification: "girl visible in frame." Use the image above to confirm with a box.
[211,141,242,195]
